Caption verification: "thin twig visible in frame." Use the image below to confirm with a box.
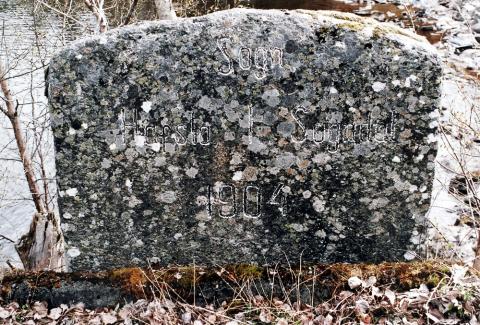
[35,0,86,26]
[0,234,15,243]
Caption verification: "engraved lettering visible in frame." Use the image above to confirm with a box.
[291,106,307,143]
[216,38,234,76]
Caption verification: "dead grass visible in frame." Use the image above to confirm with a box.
[0,261,478,324]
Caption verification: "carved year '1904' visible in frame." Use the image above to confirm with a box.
[204,183,289,219]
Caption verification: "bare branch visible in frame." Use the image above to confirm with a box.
[34,0,86,27]
[0,234,15,243]
[6,260,16,270]
[1,65,46,82]
[123,0,139,25]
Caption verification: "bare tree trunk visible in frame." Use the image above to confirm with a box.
[0,65,45,215]
[84,0,108,33]
[474,229,480,271]
[0,63,65,271]
[16,212,65,271]
[154,0,176,20]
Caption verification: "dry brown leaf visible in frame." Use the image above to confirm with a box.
[384,289,396,305]
[100,312,117,324]
[355,299,369,314]
[181,311,192,323]
[259,310,272,323]
[324,314,334,325]
[426,312,441,323]
[372,286,382,297]
[0,307,10,319]
[276,318,288,325]
[89,315,102,325]
[33,301,48,320]
[118,305,134,320]
[207,314,216,323]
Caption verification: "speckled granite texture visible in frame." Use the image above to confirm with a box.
[48,9,442,271]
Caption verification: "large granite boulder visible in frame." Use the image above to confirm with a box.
[47,9,442,271]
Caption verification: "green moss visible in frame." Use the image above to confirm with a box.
[230,264,263,279]
[426,273,442,287]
